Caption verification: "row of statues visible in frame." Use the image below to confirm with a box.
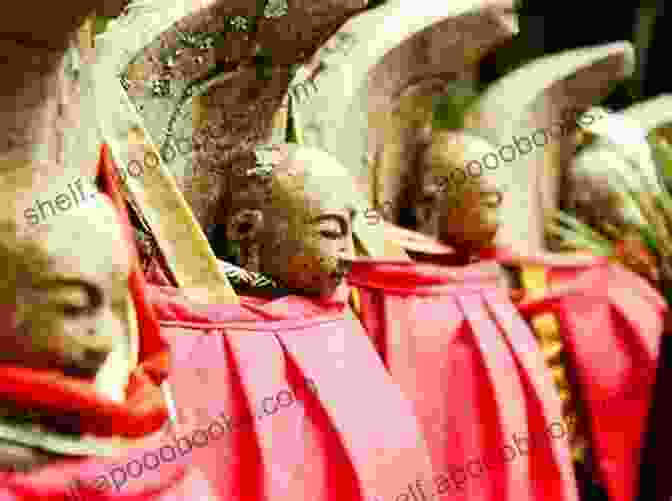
[0,1,670,500]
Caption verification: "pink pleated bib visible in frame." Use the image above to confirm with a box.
[497,251,667,501]
[150,285,435,501]
[347,259,580,501]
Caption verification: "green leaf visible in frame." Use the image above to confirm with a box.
[651,135,672,187]
[93,16,112,35]
[432,81,480,130]
[638,224,660,255]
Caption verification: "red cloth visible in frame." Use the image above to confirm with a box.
[347,259,580,501]
[149,283,435,501]
[484,247,666,501]
[0,435,218,500]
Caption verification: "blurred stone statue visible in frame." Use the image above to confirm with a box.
[0,6,222,498]
[400,42,667,501]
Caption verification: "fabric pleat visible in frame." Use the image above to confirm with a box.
[487,247,666,501]
[516,262,665,501]
[347,259,580,501]
[154,287,435,501]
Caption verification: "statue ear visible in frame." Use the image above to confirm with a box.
[227,209,265,242]
[227,210,265,272]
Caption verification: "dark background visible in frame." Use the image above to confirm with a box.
[480,1,668,110]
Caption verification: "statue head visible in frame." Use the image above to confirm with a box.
[225,144,356,297]
[412,130,502,253]
[568,96,672,231]
[0,164,135,383]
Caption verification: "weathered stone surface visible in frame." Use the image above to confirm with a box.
[124,0,367,232]
[367,7,516,217]
[0,12,106,178]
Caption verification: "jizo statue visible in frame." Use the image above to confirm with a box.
[287,0,516,207]
[568,94,672,233]
[224,143,356,297]
[0,167,132,382]
[0,160,136,472]
[563,96,672,501]
[0,154,224,500]
[413,129,503,255]
[141,141,438,501]
[406,43,636,258]
[401,42,668,501]
[0,4,134,475]
[0,7,223,498]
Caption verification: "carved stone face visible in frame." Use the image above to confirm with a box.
[226,145,356,297]
[414,131,501,253]
[0,165,135,382]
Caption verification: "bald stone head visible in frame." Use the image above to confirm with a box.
[225,144,356,297]
[0,163,135,380]
[413,130,502,253]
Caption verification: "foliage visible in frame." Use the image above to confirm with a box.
[549,133,672,295]
[431,81,480,131]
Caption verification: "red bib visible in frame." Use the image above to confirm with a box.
[150,283,435,501]
[348,259,580,501]
[486,247,666,501]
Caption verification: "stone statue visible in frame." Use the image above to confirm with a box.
[567,94,672,234]
[93,11,440,491]
[144,143,436,501]
[116,0,516,263]
[101,0,367,235]
[560,97,672,501]
[288,0,516,215]
[412,128,502,258]
[0,164,130,382]
[0,8,221,497]
[406,43,635,257]
[213,143,581,501]
[402,43,666,501]
[0,165,124,472]
[223,143,356,296]
[0,151,225,499]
